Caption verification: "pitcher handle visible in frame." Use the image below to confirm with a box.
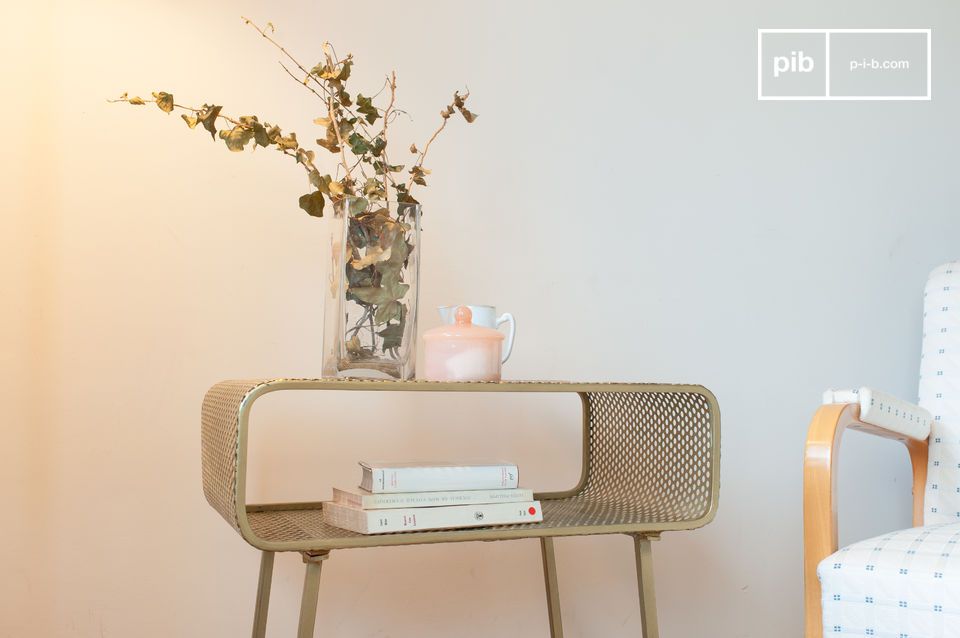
[496,313,516,363]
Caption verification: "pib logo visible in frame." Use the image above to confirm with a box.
[758,31,826,98]
[759,29,931,100]
[773,50,815,77]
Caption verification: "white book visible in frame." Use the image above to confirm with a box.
[359,461,519,494]
[332,486,534,510]
[323,500,543,534]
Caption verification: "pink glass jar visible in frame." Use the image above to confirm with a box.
[422,306,504,381]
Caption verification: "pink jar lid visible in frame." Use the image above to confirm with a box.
[422,306,505,342]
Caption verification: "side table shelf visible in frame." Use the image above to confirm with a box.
[201,379,720,637]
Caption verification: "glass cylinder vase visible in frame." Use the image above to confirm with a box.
[323,197,421,380]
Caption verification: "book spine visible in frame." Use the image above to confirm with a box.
[323,501,371,534]
[370,464,519,493]
[331,489,363,508]
[324,501,542,534]
[333,488,534,509]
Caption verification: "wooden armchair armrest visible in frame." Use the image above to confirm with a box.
[803,402,929,638]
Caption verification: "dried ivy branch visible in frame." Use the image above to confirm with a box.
[242,16,376,142]
[406,90,476,190]
[112,17,476,218]
[108,92,318,176]
[112,18,479,365]
[381,71,397,203]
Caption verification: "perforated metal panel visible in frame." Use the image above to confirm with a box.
[200,379,720,552]
[201,380,260,533]
[580,391,714,523]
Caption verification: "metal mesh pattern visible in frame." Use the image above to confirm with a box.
[201,380,263,533]
[245,501,633,546]
[579,391,715,523]
[199,379,719,551]
[245,496,704,548]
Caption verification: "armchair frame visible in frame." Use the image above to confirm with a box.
[803,403,929,638]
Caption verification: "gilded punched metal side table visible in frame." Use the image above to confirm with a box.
[201,379,721,637]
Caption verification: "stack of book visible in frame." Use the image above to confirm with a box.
[323,461,543,534]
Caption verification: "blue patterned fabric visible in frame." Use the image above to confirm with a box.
[819,523,960,637]
[920,261,960,525]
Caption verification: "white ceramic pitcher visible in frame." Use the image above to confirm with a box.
[437,305,515,363]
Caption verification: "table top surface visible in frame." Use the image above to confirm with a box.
[210,377,714,394]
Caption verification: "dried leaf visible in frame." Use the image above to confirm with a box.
[377,323,404,350]
[374,161,404,175]
[409,165,429,186]
[370,137,386,157]
[198,104,222,139]
[348,131,370,155]
[219,125,254,151]
[397,190,420,205]
[378,226,411,283]
[316,63,344,80]
[316,123,340,153]
[265,124,283,144]
[251,121,270,147]
[337,59,353,81]
[345,334,363,355]
[316,137,340,153]
[298,191,325,217]
[276,131,298,150]
[350,282,409,306]
[409,143,418,154]
[296,148,315,165]
[451,91,477,122]
[374,300,401,325]
[351,245,392,270]
[328,180,346,197]
[349,286,388,305]
[128,96,146,106]
[356,94,379,124]
[347,261,374,288]
[348,197,369,216]
[152,91,174,113]
[313,117,332,128]
[363,177,385,199]
[311,173,335,194]
[181,114,199,129]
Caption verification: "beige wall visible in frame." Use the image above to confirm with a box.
[4,0,960,636]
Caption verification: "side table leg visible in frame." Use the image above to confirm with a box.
[632,535,659,638]
[540,537,564,638]
[297,551,329,638]
[252,551,275,638]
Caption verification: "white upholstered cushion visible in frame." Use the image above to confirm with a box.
[823,388,863,405]
[822,387,932,441]
[920,261,960,525]
[819,522,960,637]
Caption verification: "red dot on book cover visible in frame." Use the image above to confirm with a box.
[528,507,536,515]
